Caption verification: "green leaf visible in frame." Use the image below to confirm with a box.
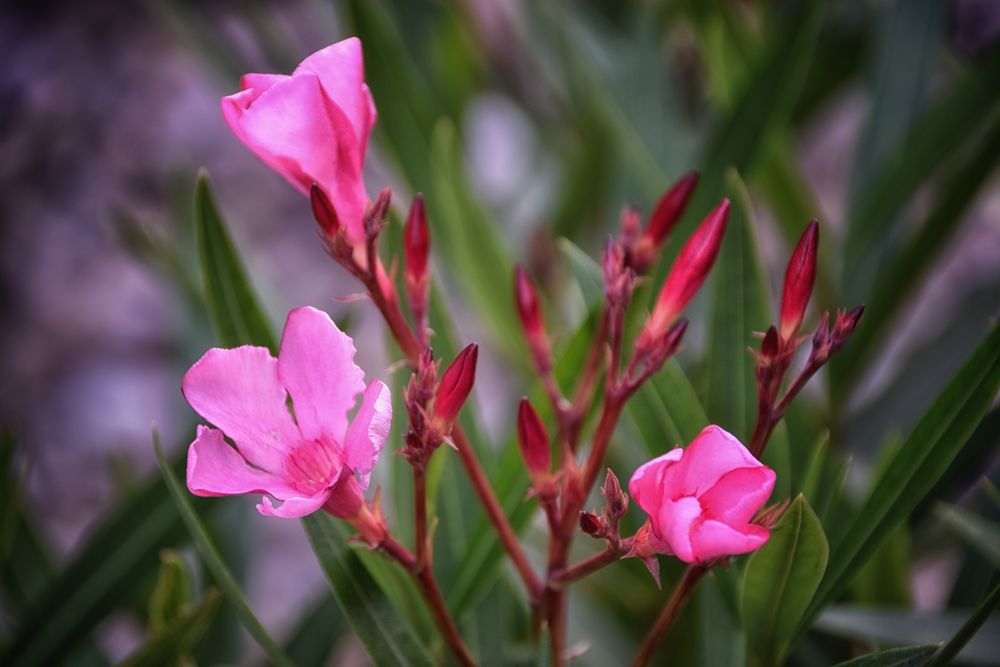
[804,321,1000,628]
[147,550,192,634]
[153,431,293,667]
[835,118,1000,387]
[120,588,222,667]
[558,237,605,307]
[3,457,191,667]
[743,494,829,666]
[427,121,521,359]
[705,170,771,442]
[818,606,1000,664]
[926,581,1000,667]
[194,170,276,352]
[832,644,940,667]
[281,596,344,667]
[842,47,1000,302]
[302,513,434,667]
[934,503,1000,567]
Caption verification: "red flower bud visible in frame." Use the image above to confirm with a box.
[433,343,478,429]
[405,194,430,284]
[644,170,699,248]
[602,469,628,520]
[514,266,553,372]
[619,206,642,247]
[761,325,780,360]
[644,199,729,341]
[834,305,865,342]
[310,183,340,236]
[516,398,551,480]
[779,220,819,342]
[579,511,606,538]
[364,188,392,240]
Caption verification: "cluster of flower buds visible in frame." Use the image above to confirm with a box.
[628,171,700,273]
[400,345,479,469]
[578,471,629,551]
[516,399,557,499]
[751,221,863,454]
[404,194,430,342]
[627,198,728,383]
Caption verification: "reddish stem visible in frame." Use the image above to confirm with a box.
[381,537,476,667]
[630,566,708,667]
[552,544,621,587]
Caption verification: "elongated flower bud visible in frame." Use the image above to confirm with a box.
[404,194,430,337]
[644,171,699,248]
[433,344,478,429]
[364,188,392,241]
[602,469,628,521]
[517,398,551,480]
[779,220,819,342]
[311,183,340,236]
[514,266,553,373]
[405,194,429,281]
[642,199,729,344]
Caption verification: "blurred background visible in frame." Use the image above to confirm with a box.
[1,0,999,665]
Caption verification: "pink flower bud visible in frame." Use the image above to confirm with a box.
[404,194,430,284]
[644,170,699,249]
[644,199,729,341]
[517,398,551,480]
[628,425,775,564]
[514,266,553,371]
[433,344,478,429]
[779,220,819,342]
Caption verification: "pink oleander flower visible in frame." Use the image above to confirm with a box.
[182,306,391,537]
[629,425,775,564]
[221,37,375,244]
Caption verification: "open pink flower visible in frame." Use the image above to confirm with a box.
[182,306,390,527]
[629,425,775,564]
[221,37,375,243]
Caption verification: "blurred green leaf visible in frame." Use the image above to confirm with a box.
[934,503,1000,567]
[558,237,604,307]
[194,170,276,352]
[926,581,1000,667]
[153,431,293,667]
[120,588,222,667]
[841,46,1000,302]
[427,121,520,358]
[302,513,434,666]
[835,118,1000,386]
[743,495,829,666]
[147,550,191,634]
[832,644,939,667]
[705,170,771,443]
[818,606,1000,665]
[3,456,191,667]
[280,596,343,667]
[804,321,1000,630]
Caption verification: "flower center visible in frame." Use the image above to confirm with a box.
[283,439,338,496]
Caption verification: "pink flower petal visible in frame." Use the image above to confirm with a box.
[688,520,770,563]
[698,466,776,525]
[182,346,299,473]
[655,496,703,563]
[666,425,763,497]
[186,426,295,498]
[256,491,331,519]
[628,448,683,518]
[292,37,376,160]
[343,380,392,489]
[222,73,368,241]
[277,306,365,444]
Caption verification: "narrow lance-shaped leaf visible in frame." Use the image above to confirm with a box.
[743,495,829,666]
[194,170,276,352]
[803,320,1000,630]
[153,430,294,667]
[302,513,434,667]
[831,644,940,667]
